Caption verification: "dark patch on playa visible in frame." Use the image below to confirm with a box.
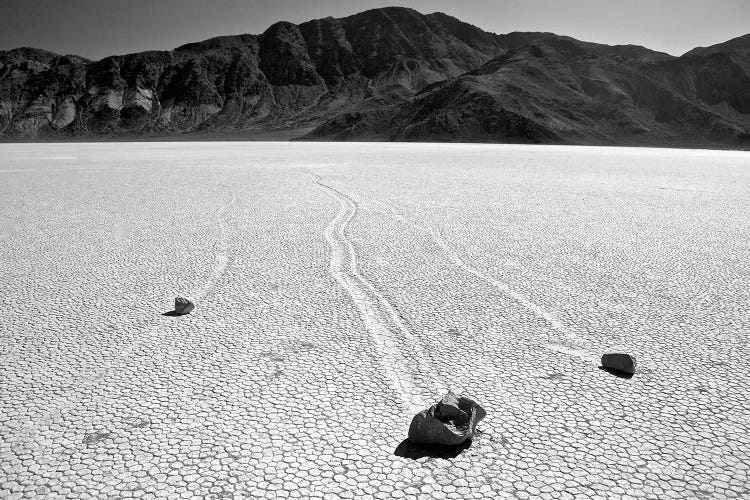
[130,418,150,428]
[476,428,508,444]
[261,351,286,362]
[83,431,113,444]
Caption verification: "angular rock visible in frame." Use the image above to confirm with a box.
[601,353,636,375]
[408,392,486,446]
[174,297,195,315]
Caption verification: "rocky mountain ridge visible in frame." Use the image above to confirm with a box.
[1,7,749,147]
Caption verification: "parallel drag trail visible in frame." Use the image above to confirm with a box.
[311,174,448,413]
[366,198,599,365]
[310,177,551,438]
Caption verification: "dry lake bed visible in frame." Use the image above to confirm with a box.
[1,142,749,499]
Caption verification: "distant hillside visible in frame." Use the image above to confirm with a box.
[1,7,749,148]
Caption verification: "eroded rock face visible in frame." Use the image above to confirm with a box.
[259,22,323,87]
[1,8,749,145]
[408,392,486,446]
[51,98,76,129]
[174,297,195,315]
[601,353,637,375]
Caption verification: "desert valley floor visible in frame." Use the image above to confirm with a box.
[0,142,748,499]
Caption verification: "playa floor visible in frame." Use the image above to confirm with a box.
[1,142,748,499]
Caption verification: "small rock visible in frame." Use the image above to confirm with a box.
[174,297,195,315]
[408,392,486,446]
[601,353,636,374]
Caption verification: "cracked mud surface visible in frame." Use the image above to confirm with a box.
[1,142,748,499]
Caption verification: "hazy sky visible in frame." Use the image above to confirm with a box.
[2,0,748,60]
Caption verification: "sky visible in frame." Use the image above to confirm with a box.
[1,0,749,60]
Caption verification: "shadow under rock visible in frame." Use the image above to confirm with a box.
[394,439,472,460]
[162,310,187,317]
[598,366,634,379]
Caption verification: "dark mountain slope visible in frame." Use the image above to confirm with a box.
[675,34,750,116]
[683,34,750,58]
[1,7,748,147]
[1,7,538,138]
[306,34,750,146]
[0,49,89,135]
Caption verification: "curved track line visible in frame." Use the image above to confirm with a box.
[190,187,237,302]
[311,184,556,429]
[311,174,447,412]
[367,199,597,363]
[427,225,586,344]
[14,186,238,446]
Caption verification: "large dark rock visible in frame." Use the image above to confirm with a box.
[408,392,486,446]
[601,353,637,375]
[174,297,195,315]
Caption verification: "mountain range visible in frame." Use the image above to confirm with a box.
[2,6,749,147]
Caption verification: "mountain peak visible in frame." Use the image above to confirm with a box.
[683,33,750,57]
[1,7,748,148]
[349,6,423,17]
[1,47,61,64]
